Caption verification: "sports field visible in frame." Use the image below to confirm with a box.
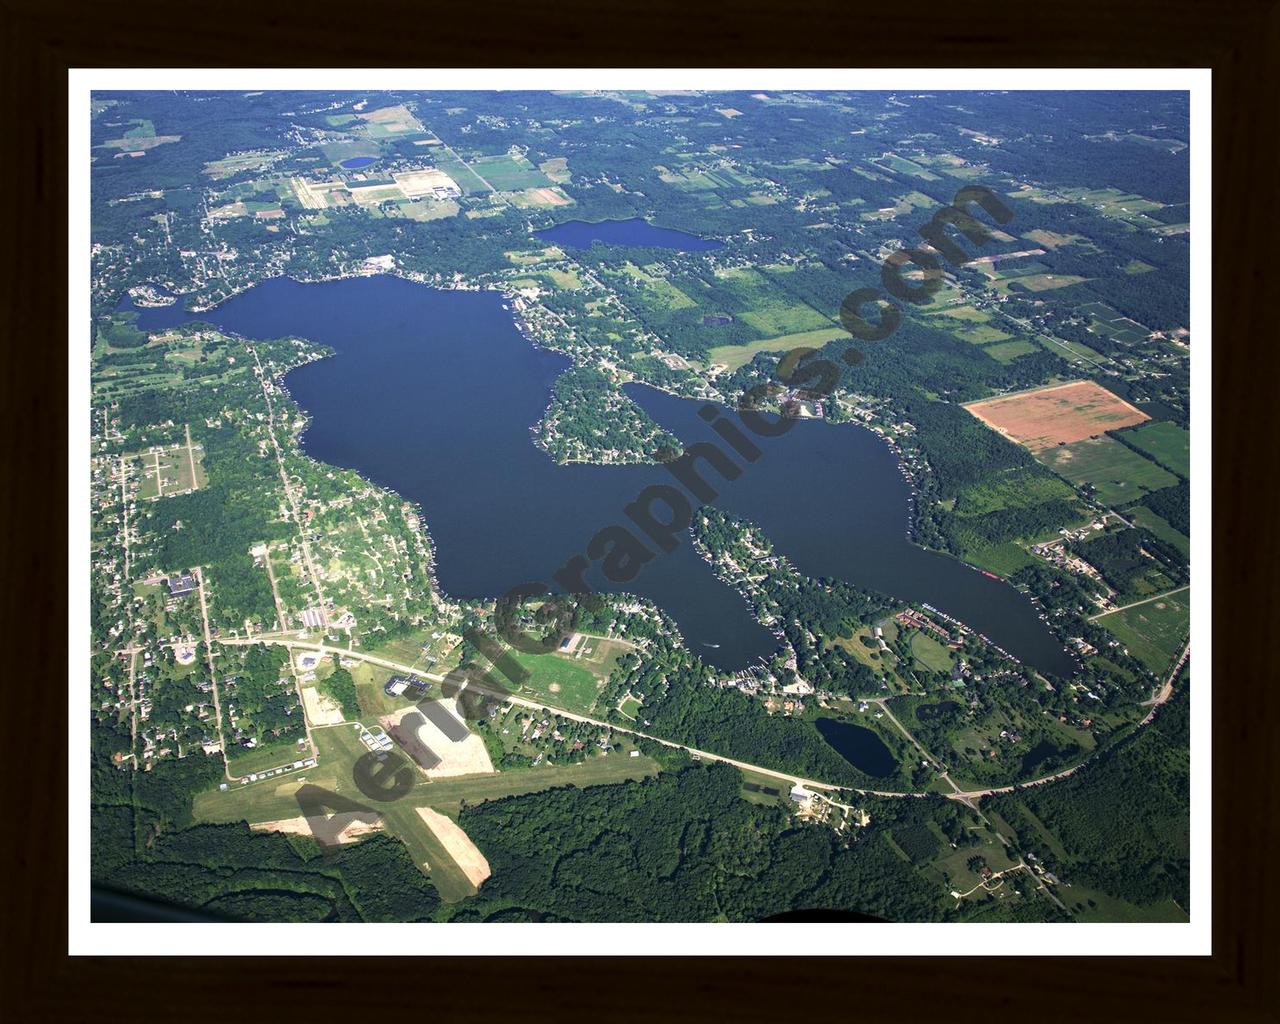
[508,646,609,713]
[965,380,1150,452]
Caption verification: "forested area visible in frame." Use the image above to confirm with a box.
[319,661,361,719]
[986,680,1190,909]
[91,715,441,922]
[694,508,889,694]
[457,764,941,922]
[1138,480,1190,536]
[537,364,679,462]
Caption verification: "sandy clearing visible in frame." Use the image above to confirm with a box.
[302,686,346,726]
[251,811,383,845]
[380,698,496,778]
[416,807,491,888]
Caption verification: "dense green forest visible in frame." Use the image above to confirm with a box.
[456,763,941,922]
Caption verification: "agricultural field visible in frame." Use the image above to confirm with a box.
[860,190,938,221]
[469,153,553,191]
[965,380,1150,452]
[1022,229,1089,250]
[868,152,941,179]
[1094,589,1191,673]
[1119,421,1191,478]
[504,186,574,208]
[1038,435,1178,505]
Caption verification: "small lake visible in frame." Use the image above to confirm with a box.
[815,718,898,778]
[534,217,724,251]
[340,156,377,170]
[1020,738,1078,775]
[120,276,1077,677]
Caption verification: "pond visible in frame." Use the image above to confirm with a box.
[814,718,898,778]
[340,156,377,170]
[1020,738,1079,775]
[915,700,961,722]
[533,217,724,251]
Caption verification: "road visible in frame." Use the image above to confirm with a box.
[250,347,328,620]
[184,422,198,488]
[219,634,923,798]
[945,639,1190,800]
[261,545,289,631]
[193,567,234,780]
[1089,584,1190,621]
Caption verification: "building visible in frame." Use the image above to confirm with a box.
[384,676,410,698]
[166,572,196,597]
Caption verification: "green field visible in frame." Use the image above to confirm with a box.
[1129,505,1190,555]
[958,324,1014,345]
[469,154,552,191]
[982,339,1039,363]
[134,441,206,499]
[429,150,493,194]
[508,647,608,713]
[910,631,955,674]
[706,326,846,371]
[225,737,312,777]
[1038,435,1178,505]
[739,301,831,337]
[1120,421,1190,478]
[1094,589,1190,673]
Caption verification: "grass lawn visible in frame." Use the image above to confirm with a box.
[1094,588,1190,673]
[910,632,955,674]
[616,693,642,720]
[224,737,312,777]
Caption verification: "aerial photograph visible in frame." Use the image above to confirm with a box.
[85,83,1195,929]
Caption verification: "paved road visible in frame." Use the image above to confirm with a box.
[219,634,923,798]
[250,347,328,618]
[193,567,236,781]
[945,639,1190,801]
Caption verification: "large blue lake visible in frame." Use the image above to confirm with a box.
[125,276,1075,677]
[534,218,724,251]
